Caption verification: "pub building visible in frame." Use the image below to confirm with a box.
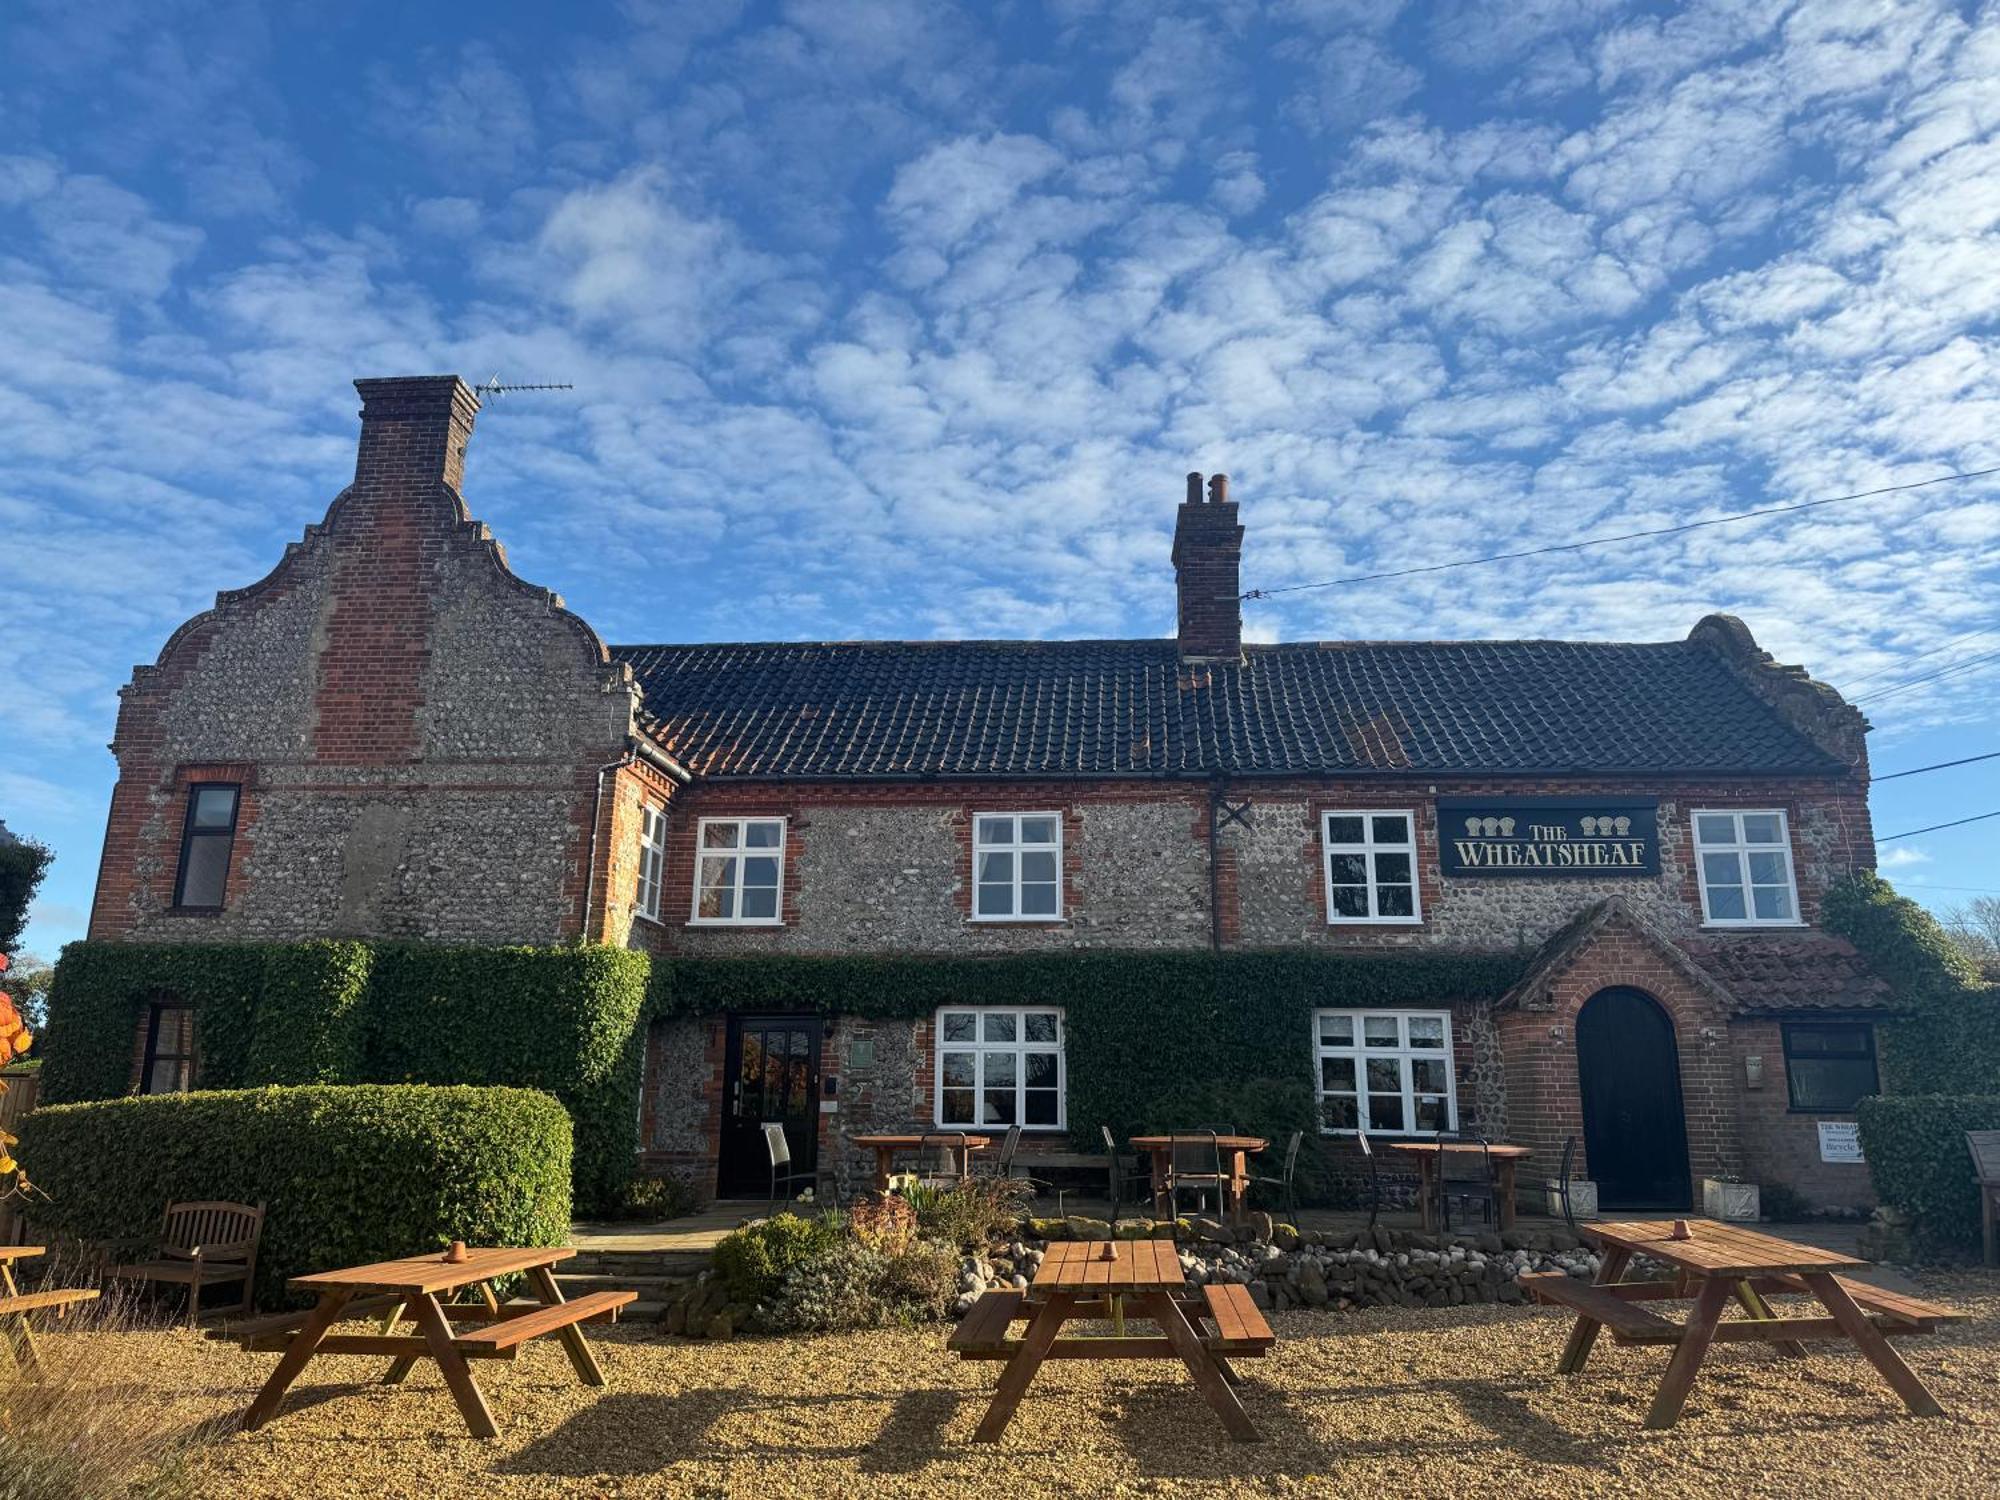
[86,378,1891,1214]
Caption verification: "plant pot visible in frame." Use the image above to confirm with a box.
[1543,1178,1598,1220]
[1702,1178,1760,1222]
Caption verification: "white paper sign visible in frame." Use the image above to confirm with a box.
[1818,1121,1865,1163]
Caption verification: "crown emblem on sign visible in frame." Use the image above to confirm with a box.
[1579,815,1634,837]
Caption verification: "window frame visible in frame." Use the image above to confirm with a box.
[635,802,668,922]
[1313,1007,1457,1137]
[1781,1020,1879,1114]
[969,811,1065,923]
[1691,807,1803,928]
[933,1005,1067,1131]
[1320,809,1423,926]
[172,782,241,910]
[141,1002,195,1095]
[688,816,788,927]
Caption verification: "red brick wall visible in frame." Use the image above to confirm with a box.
[1730,1019,1878,1210]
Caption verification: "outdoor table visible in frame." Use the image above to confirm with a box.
[963,1238,1266,1442]
[1529,1218,1964,1429]
[849,1132,991,1191]
[1130,1135,1267,1225]
[1383,1141,1533,1231]
[0,1246,99,1378]
[229,1246,632,1438]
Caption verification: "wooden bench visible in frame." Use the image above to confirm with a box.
[0,1286,99,1378]
[947,1284,1275,1361]
[1199,1283,1276,1352]
[0,1289,102,1319]
[1527,1269,1963,1346]
[1523,1273,1683,1344]
[453,1291,635,1352]
[1765,1273,1964,1333]
[948,1289,1022,1355]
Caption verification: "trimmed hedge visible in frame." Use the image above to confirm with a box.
[40,940,645,1214]
[21,1084,571,1305]
[1856,1094,2000,1255]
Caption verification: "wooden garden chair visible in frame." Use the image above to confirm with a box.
[1969,1130,2000,1267]
[104,1200,264,1324]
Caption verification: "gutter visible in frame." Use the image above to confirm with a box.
[580,734,695,941]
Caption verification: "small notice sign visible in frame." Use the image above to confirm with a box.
[1818,1121,1865,1164]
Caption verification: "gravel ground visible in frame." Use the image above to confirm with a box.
[42,1271,2000,1499]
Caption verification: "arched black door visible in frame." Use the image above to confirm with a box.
[1576,987,1691,1210]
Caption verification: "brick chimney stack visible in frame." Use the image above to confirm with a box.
[352,375,482,497]
[1172,471,1244,660]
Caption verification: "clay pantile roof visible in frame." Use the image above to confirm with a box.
[609,638,1845,781]
[1680,932,1894,1014]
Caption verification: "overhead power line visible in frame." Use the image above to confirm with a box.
[1877,808,2000,843]
[1873,749,2000,782]
[1853,647,2000,706]
[1240,465,2000,600]
[1841,624,1995,692]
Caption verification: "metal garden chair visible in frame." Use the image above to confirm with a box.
[1247,1129,1303,1229]
[762,1123,819,1208]
[1099,1126,1153,1227]
[1162,1131,1228,1219]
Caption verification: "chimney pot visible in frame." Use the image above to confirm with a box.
[1208,473,1229,504]
[1187,471,1204,504]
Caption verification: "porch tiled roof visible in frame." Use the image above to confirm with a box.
[611,638,1844,781]
[1680,932,1892,1014]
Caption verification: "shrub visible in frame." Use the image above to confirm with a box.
[20,1084,572,1305]
[903,1176,1031,1250]
[712,1213,843,1305]
[764,1239,960,1333]
[1856,1094,2000,1256]
[605,1172,705,1222]
[847,1192,919,1256]
[1757,1181,1813,1223]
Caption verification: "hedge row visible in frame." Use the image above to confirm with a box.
[40,942,645,1213]
[1855,1095,2000,1255]
[21,1085,572,1305]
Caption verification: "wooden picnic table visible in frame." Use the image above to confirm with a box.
[1130,1135,1267,1225]
[0,1246,99,1378]
[850,1132,992,1191]
[1383,1140,1532,1231]
[219,1245,633,1438]
[1527,1218,1965,1429]
[950,1238,1274,1442]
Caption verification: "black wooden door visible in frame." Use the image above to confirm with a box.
[719,1015,822,1198]
[1576,987,1691,1210]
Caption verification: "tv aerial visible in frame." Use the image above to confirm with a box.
[471,374,575,400]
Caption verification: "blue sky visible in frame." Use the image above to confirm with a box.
[5,0,2000,959]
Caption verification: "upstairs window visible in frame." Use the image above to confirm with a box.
[1314,1009,1455,1135]
[141,1004,195,1094]
[972,813,1062,921]
[1783,1022,1879,1112]
[1322,811,1421,924]
[691,817,786,925]
[1692,810,1800,926]
[173,784,240,909]
[936,1007,1065,1128]
[636,803,668,921]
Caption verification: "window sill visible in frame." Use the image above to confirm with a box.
[1700,920,1808,931]
[1324,918,1424,928]
[684,919,787,929]
[934,1124,1069,1133]
[968,916,1069,926]
[162,907,225,918]
[1318,1127,1457,1139]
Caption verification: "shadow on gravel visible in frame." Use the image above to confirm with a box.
[493,1388,895,1477]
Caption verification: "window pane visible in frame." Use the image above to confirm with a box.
[1408,1016,1445,1048]
[1328,853,1368,885]
[941,1013,976,1043]
[1325,815,1364,844]
[983,1013,1017,1044]
[1747,851,1789,884]
[1020,882,1058,916]
[1371,814,1410,844]
[1024,1090,1058,1125]
[982,1089,1017,1125]
[1741,813,1783,844]
[1019,816,1058,844]
[1412,1058,1449,1093]
[1318,1014,1353,1046]
[941,1088,975,1123]
[1695,814,1737,845]
[148,1058,188,1094]
[1414,1095,1449,1132]
[1363,1016,1399,1048]
[1023,1013,1058,1043]
[746,821,783,847]
[697,860,736,919]
[1321,1056,1355,1091]
[1368,1094,1405,1132]
[977,851,1014,885]
[1706,884,1746,920]
[975,816,1013,844]
[1321,1094,1358,1130]
[984,1052,1017,1087]
[1377,885,1414,918]
[742,856,780,889]
[1332,886,1369,918]
[1702,852,1742,886]
[1366,1057,1401,1091]
[976,883,1014,916]
[1374,852,1411,883]
[1020,850,1058,884]
[1790,1026,1868,1057]
[178,835,230,907]
[190,786,237,827]
[1788,1058,1878,1111]
[740,886,778,920]
[1025,1052,1058,1087]
[1751,885,1793,921]
[702,822,740,848]
[941,1051,975,1086]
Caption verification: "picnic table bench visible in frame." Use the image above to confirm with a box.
[0,1246,99,1378]
[949,1239,1274,1442]
[210,1246,634,1438]
[1527,1219,1964,1428]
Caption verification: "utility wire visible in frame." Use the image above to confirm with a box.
[1853,647,2000,706]
[1241,465,2000,600]
[1877,808,2000,843]
[1842,624,1996,692]
[1873,749,2000,781]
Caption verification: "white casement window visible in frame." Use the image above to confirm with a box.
[1322,811,1421,924]
[971,812,1063,921]
[936,1007,1065,1129]
[1692,809,1801,926]
[1314,1009,1456,1136]
[690,817,786,925]
[635,803,668,921]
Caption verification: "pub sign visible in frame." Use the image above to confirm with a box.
[1436,797,1659,877]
